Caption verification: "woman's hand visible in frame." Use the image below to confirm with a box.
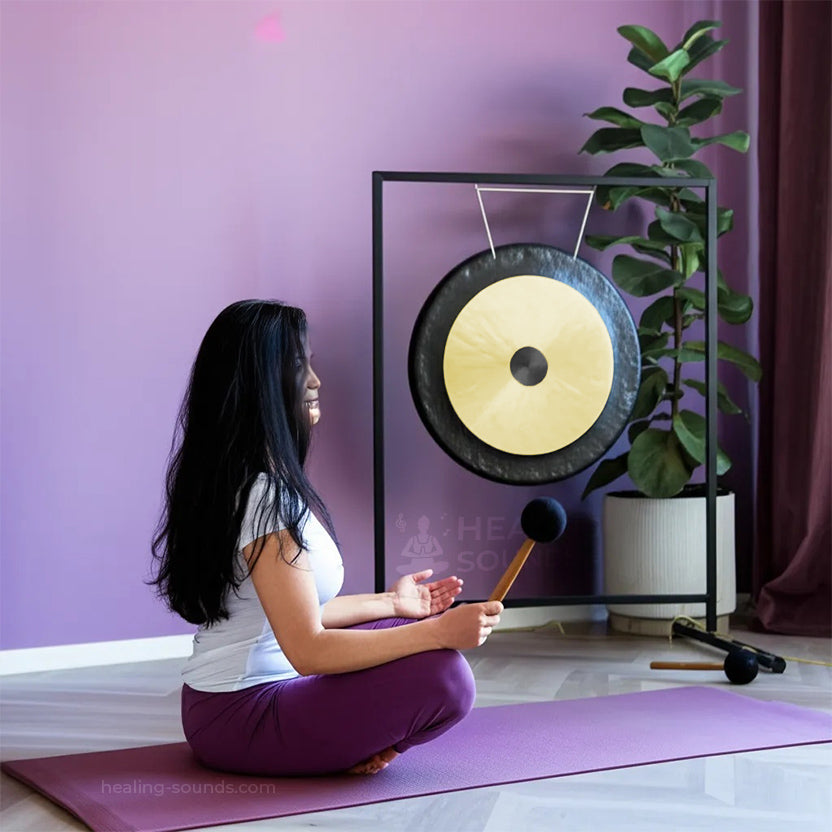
[431,601,503,649]
[388,570,463,619]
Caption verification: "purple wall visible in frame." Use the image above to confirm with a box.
[0,0,757,650]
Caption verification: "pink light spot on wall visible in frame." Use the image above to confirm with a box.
[255,13,284,43]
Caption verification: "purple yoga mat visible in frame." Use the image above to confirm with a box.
[3,686,830,832]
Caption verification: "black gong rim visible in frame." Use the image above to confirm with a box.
[408,243,641,485]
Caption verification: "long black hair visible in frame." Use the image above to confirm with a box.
[149,299,336,625]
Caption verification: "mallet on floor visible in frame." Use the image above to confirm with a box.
[650,620,786,685]
[489,497,567,602]
[672,620,787,673]
[651,650,760,685]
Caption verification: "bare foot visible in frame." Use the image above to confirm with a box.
[345,745,400,775]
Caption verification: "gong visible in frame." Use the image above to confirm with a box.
[408,244,640,485]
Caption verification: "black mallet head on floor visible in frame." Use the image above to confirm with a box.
[723,649,760,685]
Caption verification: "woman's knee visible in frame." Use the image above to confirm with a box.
[416,649,476,717]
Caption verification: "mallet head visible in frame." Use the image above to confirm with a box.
[723,649,759,685]
[521,497,567,543]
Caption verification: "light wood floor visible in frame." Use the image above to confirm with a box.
[2,620,831,832]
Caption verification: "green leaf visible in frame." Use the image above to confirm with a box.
[670,187,704,203]
[648,48,691,83]
[670,347,713,363]
[594,162,672,209]
[647,220,680,246]
[607,186,647,210]
[717,287,753,324]
[638,324,662,336]
[586,234,637,251]
[587,233,673,262]
[603,184,699,213]
[692,130,750,153]
[584,107,645,129]
[579,127,644,155]
[667,159,714,178]
[603,161,668,177]
[586,234,672,266]
[675,97,722,127]
[627,46,657,74]
[676,286,706,309]
[654,101,678,122]
[639,327,668,344]
[682,378,745,417]
[695,271,753,324]
[641,124,696,161]
[613,255,684,296]
[684,340,763,382]
[682,37,729,77]
[672,410,732,474]
[633,243,672,265]
[623,87,674,108]
[581,453,629,499]
[648,347,704,363]
[618,25,670,62]
[628,420,651,442]
[679,19,721,51]
[656,206,704,243]
[686,205,735,237]
[679,243,702,278]
[642,338,673,363]
[640,296,675,331]
[628,429,692,497]
[680,79,742,101]
[637,188,703,209]
[631,367,669,420]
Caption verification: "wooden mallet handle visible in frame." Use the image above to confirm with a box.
[489,539,535,602]
[487,498,567,603]
[650,661,724,671]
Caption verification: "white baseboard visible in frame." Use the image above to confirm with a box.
[0,605,601,676]
[0,634,194,676]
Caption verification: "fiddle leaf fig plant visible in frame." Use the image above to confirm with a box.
[578,20,761,499]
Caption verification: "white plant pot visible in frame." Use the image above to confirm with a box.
[602,489,736,621]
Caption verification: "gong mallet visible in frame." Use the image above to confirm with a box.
[651,649,759,685]
[672,620,787,673]
[489,497,567,602]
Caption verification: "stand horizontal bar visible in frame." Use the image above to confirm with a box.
[460,594,710,608]
[374,170,713,189]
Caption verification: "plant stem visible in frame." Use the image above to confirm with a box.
[671,245,682,421]
[669,77,683,421]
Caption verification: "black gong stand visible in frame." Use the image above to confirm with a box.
[372,171,720,631]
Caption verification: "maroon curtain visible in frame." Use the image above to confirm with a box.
[754,0,831,636]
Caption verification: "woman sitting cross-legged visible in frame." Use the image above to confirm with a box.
[149,299,503,777]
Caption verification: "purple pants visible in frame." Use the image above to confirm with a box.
[181,616,476,776]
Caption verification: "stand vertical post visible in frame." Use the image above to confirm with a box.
[372,172,386,594]
[705,180,718,632]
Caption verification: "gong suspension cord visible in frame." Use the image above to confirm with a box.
[474,185,596,260]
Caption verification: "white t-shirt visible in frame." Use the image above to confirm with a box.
[181,474,344,692]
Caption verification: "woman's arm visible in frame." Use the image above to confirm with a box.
[320,593,396,628]
[245,532,443,676]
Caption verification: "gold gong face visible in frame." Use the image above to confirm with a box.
[442,274,615,455]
